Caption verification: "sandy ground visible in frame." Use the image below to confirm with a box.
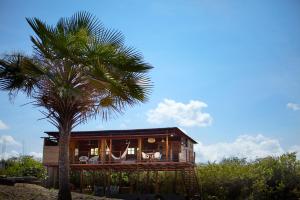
[0,183,120,200]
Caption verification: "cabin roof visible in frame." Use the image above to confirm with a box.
[45,127,197,144]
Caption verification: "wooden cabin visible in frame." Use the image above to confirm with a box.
[43,127,199,195]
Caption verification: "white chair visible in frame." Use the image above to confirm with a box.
[154,152,162,160]
[79,156,89,164]
[88,156,99,164]
[142,152,149,160]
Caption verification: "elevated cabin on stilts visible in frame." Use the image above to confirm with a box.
[42,127,200,197]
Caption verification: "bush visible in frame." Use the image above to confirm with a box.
[0,156,46,180]
[197,153,300,200]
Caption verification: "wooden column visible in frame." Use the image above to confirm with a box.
[118,172,122,186]
[98,140,101,157]
[129,172,133,194]
[108,169,112,196]
[80,170,83,193]
[154,171,159,193]
[138,138,142,161]
[136,170,140,193]
[173,171,177,193]
[92,170,95,191]
[104,170,107,195]
[109,139,112,163]
[101,139,106,163]
[170,141,172,161]
[166,135,169,161]
[146,170,150,193]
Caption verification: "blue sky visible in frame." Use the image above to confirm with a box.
[0,0,299,162]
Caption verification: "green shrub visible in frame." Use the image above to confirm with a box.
[197,153,300,200]
[0,156,46,180]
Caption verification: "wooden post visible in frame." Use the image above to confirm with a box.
[173,171,177,193]
[118,172,122,186]
[154,171,159,193]
[109,139,112,163]
[129,172,133,194]
[146,170,150,193]
[80,170,83,193]
[108,169,111,196]
[136,171,140,193]
[170,141,172,161]
[138,138,142,161]
[98,140,101,157]
[166,135,169,161]
[92,170,95,191]
[104,170,107,195]
[101,139,105,163]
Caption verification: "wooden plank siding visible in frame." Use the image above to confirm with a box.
[43,146,59,165]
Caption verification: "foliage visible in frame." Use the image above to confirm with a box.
[0,12,152,129]
[197,153,300,200]
[0,156,46,180]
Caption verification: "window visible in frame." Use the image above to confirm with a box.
[128,148,135,155]
[90,148,99,156]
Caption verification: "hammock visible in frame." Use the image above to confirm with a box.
[106,142,130,160]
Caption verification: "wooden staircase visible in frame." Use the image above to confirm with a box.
[181,167,201,199]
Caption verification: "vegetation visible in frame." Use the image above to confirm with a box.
[0,11,152,200]
[197,153,300,200]
[0,156,46,180]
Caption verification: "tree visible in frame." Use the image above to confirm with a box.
[0,12,152,200]
[0,156,46,180]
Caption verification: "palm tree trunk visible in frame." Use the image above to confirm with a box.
[58,125,72,200]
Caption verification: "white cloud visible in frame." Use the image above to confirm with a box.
[28,151,43,159]
[288,145,300,160]
[0,150,43,160]
[0,135,21,146]
[1,150,20,160]
[194,134,285,162]
[0,120,9,130]
[147,99,213,127]
[287,102,300,111]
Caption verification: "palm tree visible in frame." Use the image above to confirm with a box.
[0,12,152,200]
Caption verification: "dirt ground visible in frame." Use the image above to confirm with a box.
[0,183,120,200]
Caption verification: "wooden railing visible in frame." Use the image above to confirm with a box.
[71,150,185,164]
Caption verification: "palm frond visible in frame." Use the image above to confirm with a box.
[1,11,153,128]
[0,54,44,96]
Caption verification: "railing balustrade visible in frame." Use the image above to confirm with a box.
[71,150,190,164]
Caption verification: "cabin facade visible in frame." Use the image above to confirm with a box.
[43,127,199,195]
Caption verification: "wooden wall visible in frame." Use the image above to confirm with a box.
[45,166,58,188]
[179,138,194,162]
[43,146,59,165]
